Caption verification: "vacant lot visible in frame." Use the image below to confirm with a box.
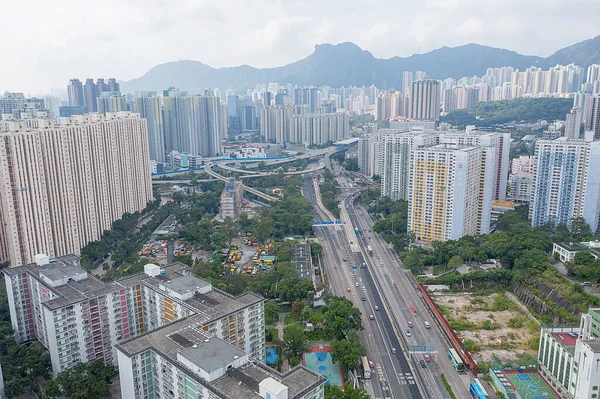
[432,292,539,363]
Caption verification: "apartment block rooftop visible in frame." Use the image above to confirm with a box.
[117,317,325,399]
[3,255,263,318]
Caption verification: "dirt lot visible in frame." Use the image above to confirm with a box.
[431,292,539,364]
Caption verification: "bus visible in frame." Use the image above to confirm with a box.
[448,348,465,371]
[361,356,371,379]
[410,306,417,316]
[469,379,489,399]
[367,245,373,255]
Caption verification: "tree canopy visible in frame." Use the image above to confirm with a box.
[323,296,364,340]
[43,360,115,399]
[440,97,573,127]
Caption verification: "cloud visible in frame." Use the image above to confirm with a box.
[1,0,598,94]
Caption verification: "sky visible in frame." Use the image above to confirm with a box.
[3,0,599,95]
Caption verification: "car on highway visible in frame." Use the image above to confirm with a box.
[408,321,413,327]
[380,262,384,266]
[355,282,359,287]
[376,255,379,259]
[374,305,380,311]
[423,354,431,362]
[419,360,427,368]
[424,321,431,329]
[361,296,366,301]
[368,360,374,369]
[347,287,351,292]
[369,314,375,320]
[405,329,412,337]
[391,348,397,354]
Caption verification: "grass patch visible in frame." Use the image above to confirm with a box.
[480,320,501,330]
[507,316,525,328]
[463,339,481,352]
[449,318,478,331]
[440,373,457,399]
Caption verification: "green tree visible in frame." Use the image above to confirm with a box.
[264,301,280,325]
[574,250,596,267]
[570,216,592,240]
[282,324,308,364]
[343,158,359,171]
[323,296,363,340]
[325,383,370,399]
[447,255,463,269]
[44,360,115,399]
[331,332,366,371]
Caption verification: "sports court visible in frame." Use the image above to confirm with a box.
[303,344,344,388]
[503,370,561,399]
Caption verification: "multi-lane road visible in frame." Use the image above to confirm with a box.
[305,161,472,398]
[305,172,421,399]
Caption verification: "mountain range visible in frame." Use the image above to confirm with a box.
[121,35,600,94]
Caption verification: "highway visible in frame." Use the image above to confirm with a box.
[304,173,421,399]
[345,191,472,399]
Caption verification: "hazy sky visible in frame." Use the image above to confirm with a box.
[3,0,599,94]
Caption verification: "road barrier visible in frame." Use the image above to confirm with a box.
[417,283,478,375]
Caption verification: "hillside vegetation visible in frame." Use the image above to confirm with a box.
[441,98,573,127]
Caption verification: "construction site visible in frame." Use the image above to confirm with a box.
[430,292,539,364]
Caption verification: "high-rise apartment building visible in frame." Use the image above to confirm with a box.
[3,257,266,377]
[67,79,84,107]
[116,315,324,399]
[565,106,583,139]
[381,131,439,200]
[163,92,224,157]
[135,94,166,162]
[402,71,413,93]
[259,106,348,145]
[409,80,440,121]
[0,112,153,266]
[530,138,600,232]
[509,155,534,203]
[439,129,510,201]
[294,86,319,113]
[96,92,127,115]
[586,95,600,139]
[83,79,98,112]
[407,143,494,242]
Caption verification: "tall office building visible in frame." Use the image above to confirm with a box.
[3,258,267,377]
[0,112,153,266]
[67,78,84,107]
[83,78,98,112]
[586,95,600,139]
[135,94,166,162]
[407,144,494,242]
[409,80,440,121]
[565,106,583,139]
[381,131,439,200]
[530,138,600,232]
